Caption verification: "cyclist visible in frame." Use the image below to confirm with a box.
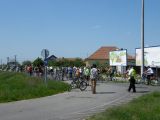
[144,66,154,85]
[75,68,80,78]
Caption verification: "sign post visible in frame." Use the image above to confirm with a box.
[41,49,49,86]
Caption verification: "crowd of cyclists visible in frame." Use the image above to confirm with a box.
[23,64,160,93]
[43,66,118,82]
[1,63,159,88]
[1,62,159,94]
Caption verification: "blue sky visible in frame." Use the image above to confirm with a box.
[0,0,160,63]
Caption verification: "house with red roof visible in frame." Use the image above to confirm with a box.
[85,46,135,69]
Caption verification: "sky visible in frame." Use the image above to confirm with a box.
[0,0,160,63]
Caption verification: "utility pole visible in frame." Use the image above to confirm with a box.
[7,57,9,66]
[41,49,49,86]
[141,0,144,76]
[15,55,17,71]
[15,55,17,65]
[1,59,3,69]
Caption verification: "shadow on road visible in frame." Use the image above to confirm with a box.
[136,86,148,89]
[136,91,150,93]
[96,92,116,94]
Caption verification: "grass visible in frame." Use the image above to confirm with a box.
[0,71,71,103]
[87,91,160,120]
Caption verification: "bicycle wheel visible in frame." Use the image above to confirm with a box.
[112,77,117,81]
[150,80,158,86]
[144,80,148,85]
[79,81,87,91]
[70,81,76,89]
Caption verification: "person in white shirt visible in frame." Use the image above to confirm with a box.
[146,66,154,75]
[144,66,154,85]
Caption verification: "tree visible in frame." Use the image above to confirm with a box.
[48,60,58,66]
[22,60,32,67]
[73,58,85,67]
[48,58,85,67]
[32,57,44,67]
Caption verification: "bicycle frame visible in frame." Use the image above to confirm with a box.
[70,76,87,91]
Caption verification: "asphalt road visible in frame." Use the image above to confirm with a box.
[0,82,159,120]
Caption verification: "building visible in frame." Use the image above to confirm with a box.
[85,46,135,73]
[46,55,57,61]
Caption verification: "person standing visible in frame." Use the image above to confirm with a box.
[90,64,98,94]
[27,64,33,76]
[84,67,90,85]
[128,66,136,93]
[68,66,73,80]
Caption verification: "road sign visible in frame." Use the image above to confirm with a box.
[41,49,49,86]
[41,49,49,58]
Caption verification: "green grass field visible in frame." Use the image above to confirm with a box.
[88,91,160,120]
[0,72,71,103]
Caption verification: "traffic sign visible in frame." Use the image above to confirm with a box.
[41,49,50,86]
[41,49,49,58]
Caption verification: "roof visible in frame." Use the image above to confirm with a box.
[87,46,135,60]
[87,46,118,60]
[46,55,57,61]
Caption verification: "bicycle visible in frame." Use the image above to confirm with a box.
[98,73,118,83]
[150,76,160,86]
[70,76,87,91]
[135,74,149,85]
[136,74,160,86]
[111,75,117,81]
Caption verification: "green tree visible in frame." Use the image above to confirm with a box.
[48,60,58,66]
[22,60,32,66]
[48,58,85,67]
[33,57,44,67]
[73,58,85,67]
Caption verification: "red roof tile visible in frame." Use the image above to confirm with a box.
[87,46,135,60]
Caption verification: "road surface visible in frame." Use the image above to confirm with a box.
[0,82,159,120]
